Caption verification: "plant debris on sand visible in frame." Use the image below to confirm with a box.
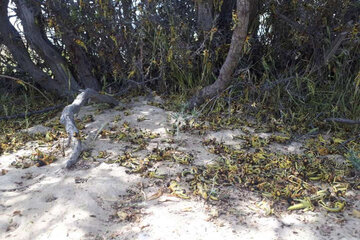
[0,96,359,240]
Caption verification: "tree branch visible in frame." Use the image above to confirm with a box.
[60,88,119,168]
[324,118,360,125]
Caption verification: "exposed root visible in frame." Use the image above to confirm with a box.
[60,88,119,168]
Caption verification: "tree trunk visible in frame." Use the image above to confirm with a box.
[187,0,254,109]
[14,0,81,93]
[196,0,214,32]
[0,0,69,96]
[46,0,101,91]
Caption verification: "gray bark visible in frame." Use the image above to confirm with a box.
[188,0,252,109]
[0,0,66,96]
[14,0,80,94]
[60,88,119,168]
[324,118,360,125]
[46,0,101,90]
[196,0,214,32]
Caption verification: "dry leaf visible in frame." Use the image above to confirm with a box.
[147,189,163,201]
[12,210,22,216]
[1,169,8,175]
[117,211,128,221]
[352,209,360,218]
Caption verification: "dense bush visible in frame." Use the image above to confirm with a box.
[0,0,359,120]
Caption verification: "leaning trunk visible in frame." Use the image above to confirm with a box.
[14,0,80,93]
[188,0,254,109]
[0,0,69,96]
[46,1,101,90]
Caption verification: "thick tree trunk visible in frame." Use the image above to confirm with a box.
[14,0,80,94]
[196,0,214,32]
[188,0,253,109]
[61,33,101,91]
[0,0,69,96]
[46,0,101,91]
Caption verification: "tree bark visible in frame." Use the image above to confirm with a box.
[196,0,214,32]
[188,0,252,109]
[324,118,360,125]
[46,0,101,90]
[14,0,81,94]
[60,88,119,168]
[0,0,68,96]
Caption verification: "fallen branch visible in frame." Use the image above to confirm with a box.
[324,118,360,125]
[60,88,119,168]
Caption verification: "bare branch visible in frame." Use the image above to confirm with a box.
[324,118,360,125]
[60,88,119,168]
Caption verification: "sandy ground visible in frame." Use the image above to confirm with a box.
[0,97,359,240]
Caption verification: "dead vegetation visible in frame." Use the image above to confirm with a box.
[0,95,359,239]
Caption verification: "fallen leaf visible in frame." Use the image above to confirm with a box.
[147,189,163,201]
[117,211,129,221]
[12,210,22,216]
[352,209,360,218]
[1,169,8,175]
